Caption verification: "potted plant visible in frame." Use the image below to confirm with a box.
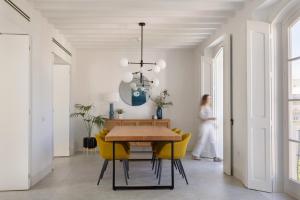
[70,104,105,149]
[116,109,125,119]
[152,89,173,119]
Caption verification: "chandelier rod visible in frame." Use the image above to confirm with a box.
[140,22,144,65]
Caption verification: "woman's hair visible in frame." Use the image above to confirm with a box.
[200,94,210,106]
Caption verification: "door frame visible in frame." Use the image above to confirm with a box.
[281,9,300,198]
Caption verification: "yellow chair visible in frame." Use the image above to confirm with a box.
[95,134,130,185]
[151,128,183,168]
[99,128,109,137]
[155,133,191,185]
[171,128,184,135]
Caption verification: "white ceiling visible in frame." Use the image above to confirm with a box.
[31,0,248,49]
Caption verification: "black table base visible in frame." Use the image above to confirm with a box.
[112,141,174,190]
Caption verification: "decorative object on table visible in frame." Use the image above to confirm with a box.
[152,89,173,119]
[105,92,120,119]
[119,75,151,106]
[119,22,166,89]
[70,104,105,149]
[116,109,125,119]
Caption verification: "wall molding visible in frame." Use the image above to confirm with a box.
[52,38,72,57]
[4,0,30,22]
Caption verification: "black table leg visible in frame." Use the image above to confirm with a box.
[113,141,116,190]
[171,141,174,190]
[111,140,175,190]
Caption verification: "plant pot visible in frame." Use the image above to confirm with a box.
[156,106,163,119]
[83,137,97,149]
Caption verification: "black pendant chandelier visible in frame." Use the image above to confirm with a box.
[120,22,166,88]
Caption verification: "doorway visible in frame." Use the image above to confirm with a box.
[201,35,232,175]
[52,54,71,157]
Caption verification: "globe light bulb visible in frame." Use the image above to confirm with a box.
[153,65,161,73]
[130,82,137,90]
[157,59,166,70]
[120,58,129,67]
[152,79,159,87]
[122,72,133,83]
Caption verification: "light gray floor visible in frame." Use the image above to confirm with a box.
[0,153,296,200]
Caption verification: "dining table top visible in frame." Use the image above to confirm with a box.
[105,126,182,142]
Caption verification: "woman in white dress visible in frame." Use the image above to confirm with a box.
[192,94,222,162]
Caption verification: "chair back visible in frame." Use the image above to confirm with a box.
[172,128,183,135]
[175,133,191,158]
[95,134,129,160]
[157,132,191,159]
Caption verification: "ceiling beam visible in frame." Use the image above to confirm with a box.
[48,17,227,25]
[59,29,214,35]
[41,10,234,18]
[54,24,221,30]
[33,1,244,11]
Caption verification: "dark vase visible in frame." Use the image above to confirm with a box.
[156,106,163,119]
[83,137,97,149]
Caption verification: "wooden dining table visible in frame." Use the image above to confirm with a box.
[105,126,182,190]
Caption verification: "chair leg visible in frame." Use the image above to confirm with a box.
[174,160,178,170]
[156,159,161,178]
[125,160,130,179]
[122,160,128,185]
[154,158,159,175]
[158,159,162,185]
[178,160,189,185]
[152,156,156,170]
[176,160,184,177]
[97,159,109,186]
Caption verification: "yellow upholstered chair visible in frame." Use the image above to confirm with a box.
[95,133,130,185]
[151,128,184,168]
[155,133,191,184]
[171,128,184,135]
[152,128,183,153]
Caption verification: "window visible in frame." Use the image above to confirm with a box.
[288,19,300,182]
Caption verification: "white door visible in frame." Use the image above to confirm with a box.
[212,48,224,160]
[53,65,70,157]
[246,21,272,192]
[223,35,232,176]
[0,34,30,190]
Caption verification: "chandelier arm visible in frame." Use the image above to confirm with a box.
[128,62,141,65]
[143,62,157,65]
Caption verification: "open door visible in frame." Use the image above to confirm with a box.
[223,35,233,176]
[246,20,272,192]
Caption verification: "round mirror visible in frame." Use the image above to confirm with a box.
[119,75,151,106]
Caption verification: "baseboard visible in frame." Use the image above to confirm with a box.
[30,164,53,187]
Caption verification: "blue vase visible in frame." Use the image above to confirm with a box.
[156,106,163,119]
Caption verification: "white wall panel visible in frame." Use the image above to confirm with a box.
[0,35,30,190]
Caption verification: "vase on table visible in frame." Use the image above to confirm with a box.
[156,106,163,119]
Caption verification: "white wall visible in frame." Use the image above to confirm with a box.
[71,48,198,151]
[0,0,74,187]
